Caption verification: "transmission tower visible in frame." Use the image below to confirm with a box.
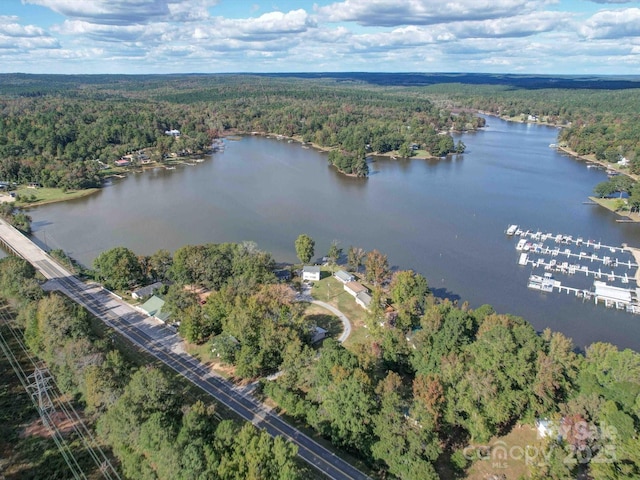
[27,363,56,422]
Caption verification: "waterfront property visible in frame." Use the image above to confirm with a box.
[344,281,367,298]
[139,295,171,322]
[132,281,164,300]
[355,291,373,310]
[334,270,355,284]
[302,265,321,282]
[274,268,292,282]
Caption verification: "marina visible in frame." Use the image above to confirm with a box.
[509,225,640,314]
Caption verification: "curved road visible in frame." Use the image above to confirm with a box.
[309,300,352,343]
[0,219,369,480]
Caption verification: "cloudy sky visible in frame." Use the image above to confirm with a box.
[1,0,639,74]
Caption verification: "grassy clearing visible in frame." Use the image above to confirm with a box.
[309,272,370,348]
[13,186,100,207]
[464,425,541,480]
[302,303,343,342]
[589,196,640,222]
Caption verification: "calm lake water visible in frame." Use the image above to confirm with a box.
[27,116,640,350]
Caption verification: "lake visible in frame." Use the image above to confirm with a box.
[27,116,640,350]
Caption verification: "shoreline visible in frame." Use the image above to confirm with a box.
[243,130,440,161]
[625,246,640,283]
[557,146,639,182]
[480,110,640,224]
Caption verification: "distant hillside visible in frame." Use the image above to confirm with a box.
[254,72,640,90]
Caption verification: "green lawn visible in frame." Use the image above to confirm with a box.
[589,196,640,222]
[309,272,370,348]
[13,186,100,207]
[302,303,342,339]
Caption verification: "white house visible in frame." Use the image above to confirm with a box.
[302,265,321,282]
[334,270,355,284]
[344,281,367,298]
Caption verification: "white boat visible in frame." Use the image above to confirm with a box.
[506,224,518,235]
[516,239,527,251]
[528,274,552,291]
[518,253,528,265]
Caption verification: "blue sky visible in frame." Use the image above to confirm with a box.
[1,0,639,74]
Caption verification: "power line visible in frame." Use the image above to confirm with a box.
[0,306,121,480]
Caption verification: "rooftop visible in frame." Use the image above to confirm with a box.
[334,270,354,282]
[345,281,367,294]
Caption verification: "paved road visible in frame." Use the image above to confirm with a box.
[0,219,370,480]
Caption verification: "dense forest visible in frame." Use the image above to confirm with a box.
[0,74,480,183]
[424,82,640,173]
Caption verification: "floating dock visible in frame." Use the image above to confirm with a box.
[512,226,640,315]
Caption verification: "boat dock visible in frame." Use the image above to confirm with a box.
[519,254,634,282]
[516,229,626,253]
[512,225,640,315]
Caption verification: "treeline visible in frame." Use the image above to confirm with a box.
[0,94,211,188]
[593,175,640,214]
[0,74,473,184]
[3,74,639,183]
[426,83,640,172]
[0,256,303,479]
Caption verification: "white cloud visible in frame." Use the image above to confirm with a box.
[0,15,60,50]
[218,9,317,38]
[54,20,157,43]
[24,0,218,25]
[24,0,170,25]
[580,7,640,39]
[449,11,569,38]
[316,0,552,27]
[585,0,635,3]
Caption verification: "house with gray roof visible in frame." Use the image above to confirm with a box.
[132,281,164,300]
[356,291,373,310]
[334,270,355,284]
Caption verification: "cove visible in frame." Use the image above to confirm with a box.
[27,116,640,350]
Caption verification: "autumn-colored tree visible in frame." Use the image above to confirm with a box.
[365,249,389,286]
